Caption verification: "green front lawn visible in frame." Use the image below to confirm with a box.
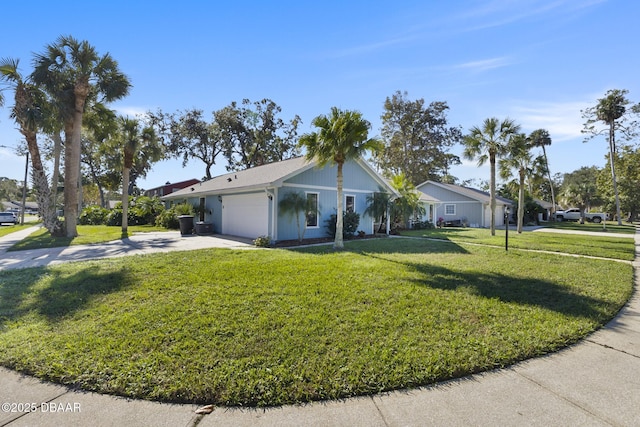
[542,220,636,234]
[8,224,170,251]
[400,227,636,261]
[0,223,37,238]
[0,237,633,406]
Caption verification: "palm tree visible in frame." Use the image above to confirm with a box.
[462,117,520,235]
[499,133,537,233]
[118,117,156,234]
[299,107,380,249]
[389,174,425,229]
[32,35,131,237]
[528,129,556,218]
[591,90,627,225]
[278,191,313,242]
[0,58,62,235]
[365,188,392,233]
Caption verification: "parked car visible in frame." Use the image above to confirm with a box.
[0,212,18,225]
[555,208,607,223]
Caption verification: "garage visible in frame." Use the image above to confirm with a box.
[221,192,269,238]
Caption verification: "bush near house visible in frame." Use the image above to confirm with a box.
[326,211,360,239]
[79,196,166,227]
[154,203,194,229]
[78,205,110,225]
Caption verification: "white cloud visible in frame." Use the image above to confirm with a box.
[114,106,149,118]
[511,100,592,142]
[453,57,512,73]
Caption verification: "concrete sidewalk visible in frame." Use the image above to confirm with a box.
[0,227,254,271]
[0,227,638,426]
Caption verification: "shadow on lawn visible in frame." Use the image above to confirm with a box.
[0,265,133,326]
[364,251,618,321]
[293,236,470,255]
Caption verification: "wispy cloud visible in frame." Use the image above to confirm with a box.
[317,34,418,60]
[453,57,512,73]
[114,106,149,118]
[512,99,592,141]
[450,0,608,33]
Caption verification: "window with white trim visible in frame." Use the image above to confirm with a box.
[306,192,319,227]
[345,195,355,213]
[444,204,456,215]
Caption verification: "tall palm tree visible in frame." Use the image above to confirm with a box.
[499,133,538,233]
[118,117,156,234]
[462,117,520,235]
[528,129,556,218]
[592,90,627,225]
[32,35,131,237]
[299,107,380,249]
[0,58,62,235]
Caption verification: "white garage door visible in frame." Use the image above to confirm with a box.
[221,193,269,238]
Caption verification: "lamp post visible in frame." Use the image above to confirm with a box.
[504,205,510,251]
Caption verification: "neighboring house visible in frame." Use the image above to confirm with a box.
[533,198,558,221]
[144,179,201,198]
[407,192,440,228]
[162,156,398,241]
[1,200,38,213]
[416,180,513,228]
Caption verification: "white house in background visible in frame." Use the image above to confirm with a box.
[162,156,398,241]
[416,180,513,228]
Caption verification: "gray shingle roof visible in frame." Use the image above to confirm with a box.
[163,156,315,199]
[418,181,513,205]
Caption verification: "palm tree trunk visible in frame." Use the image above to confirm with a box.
[609,124,622,225]
[489,152,496,236]
[335,162,344,249]
[541,145,556,219]
[24,131,61,235]
[64,120,81,237]
[518,169,525,233]
[122,167,130,234]
[51,132,62,209]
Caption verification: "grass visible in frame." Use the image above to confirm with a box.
[0,223,37,238]
[400,226,636,261]
[543,220,636,234]
[8,224,169,251]
[0,237,634,407]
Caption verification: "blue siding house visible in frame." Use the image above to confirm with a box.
[162,156,397,241]
[416,180,513,228]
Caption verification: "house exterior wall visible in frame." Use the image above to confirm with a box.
[435,202,484,227]
[275,161,379,241]
[418,182,484,227]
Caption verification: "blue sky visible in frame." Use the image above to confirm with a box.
[1,0,638,191]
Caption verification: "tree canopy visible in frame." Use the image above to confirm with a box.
[217,98,301,172]
[374,91,461,185]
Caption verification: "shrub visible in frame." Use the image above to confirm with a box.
[174,203,195,216]
[155,203,193,229]
[105,209,123,226]
[412,220,434,230]
[130,196,165,225]
[155,210,179,229]
[326,211,360,239]
[253,235,272,247]
[79,205,110,225]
